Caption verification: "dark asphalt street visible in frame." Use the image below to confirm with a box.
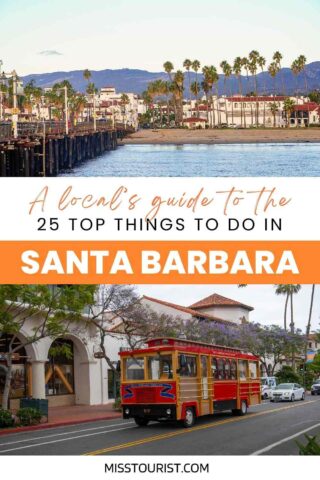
[0,395,319,456]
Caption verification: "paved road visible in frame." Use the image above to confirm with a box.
[0,395,319,456]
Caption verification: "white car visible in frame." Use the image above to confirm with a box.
[270,383,305,402]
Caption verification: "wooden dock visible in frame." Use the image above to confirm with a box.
[0,122,131,177]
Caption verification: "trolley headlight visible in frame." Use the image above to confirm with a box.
[124,408,130,415]
[166,408,172,416]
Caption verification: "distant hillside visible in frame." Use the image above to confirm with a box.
[22,62,320,96]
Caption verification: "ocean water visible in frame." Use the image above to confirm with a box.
[60,143,320,177]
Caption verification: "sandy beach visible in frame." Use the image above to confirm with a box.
[122,128,320,145]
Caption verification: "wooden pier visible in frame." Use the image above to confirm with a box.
[0,122,131,177]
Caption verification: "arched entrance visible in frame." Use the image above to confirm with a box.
[45,335,91,406]
[45,339,75,397]
[0,334,31,408]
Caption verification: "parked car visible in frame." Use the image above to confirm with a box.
[311,380,320,395]
[261,385,273,399]
[270,383,305,402]
[261,376,277,399]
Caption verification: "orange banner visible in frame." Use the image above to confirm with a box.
[0,240,318,284]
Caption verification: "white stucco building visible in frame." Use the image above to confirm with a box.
[0,290,253,410]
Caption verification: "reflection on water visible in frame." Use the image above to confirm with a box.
[60,143,320,177]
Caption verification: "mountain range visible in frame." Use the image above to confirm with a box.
[22,62,320,96]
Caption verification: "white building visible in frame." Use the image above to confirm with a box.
[182,95,308,127]
[0,291,253,409]
[83,86,142,130]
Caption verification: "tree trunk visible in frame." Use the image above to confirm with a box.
[305,284,315,361]
[284,292,289,330]
[2,355,12,410]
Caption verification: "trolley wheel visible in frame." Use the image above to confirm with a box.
[134,417,150,427]
[232,400,247,416]
[183,407,195,428]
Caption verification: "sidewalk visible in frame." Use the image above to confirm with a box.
[0,403,122,436]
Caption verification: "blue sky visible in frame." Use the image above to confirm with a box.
[139,284,320,332]
[0,0,319,75]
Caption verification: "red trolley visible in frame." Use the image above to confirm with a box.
[120,337,261,427]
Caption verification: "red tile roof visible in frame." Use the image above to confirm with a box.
[227,96,285,102]
[293,102,319,111]
[142,295,235,325]
[183,117,206,123]
[190,293,253,311]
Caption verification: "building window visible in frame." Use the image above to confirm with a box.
[46,339,74,396]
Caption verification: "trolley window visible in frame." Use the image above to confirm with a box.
[124,357,145,380]
[249,361,258,379]
[239,360,248,381]
[148,355,173,380]
[217,358,225,380]
[230,360,237,380]
[211,358,219,379]
[225,359,231,380]
[178,354,197,377]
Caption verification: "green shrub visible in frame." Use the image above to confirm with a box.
[275,366,303,384]
[16,407,42,426]
[0,408,14,428]
[113,398,122,411]
[297,434,320,455]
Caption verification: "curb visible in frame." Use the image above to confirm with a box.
[0,413,122,436]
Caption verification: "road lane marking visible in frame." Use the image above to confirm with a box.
[0,425,136,454]
[0,421,134,447]
[84,400,318,455]
[251,422,320,455]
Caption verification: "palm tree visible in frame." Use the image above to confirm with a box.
[273,51,285,95]
[268,62,280,98]
[269,101,279,127]
[233,57,245,127]
[201,79,210,125]
[192,60,201,85]
[242,57,253,125]
[305,285,316,363]
[248,50,260,125]
[297,55,308,94]
[190,81,200,118]
[83,69,91,122]
[257,56,266,126]
[275,284,301,333]
[220,60,232,125]
[173,70,184,126]
[163,61,174,81]
[283,98,295,127]
[120,93,130,126]
[183,59,192,104]
[291,60,300,126]
[202,65,219,128]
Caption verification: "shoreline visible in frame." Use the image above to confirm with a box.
[122,128,320,145]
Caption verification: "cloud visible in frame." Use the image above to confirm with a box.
[38,50,63,56]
